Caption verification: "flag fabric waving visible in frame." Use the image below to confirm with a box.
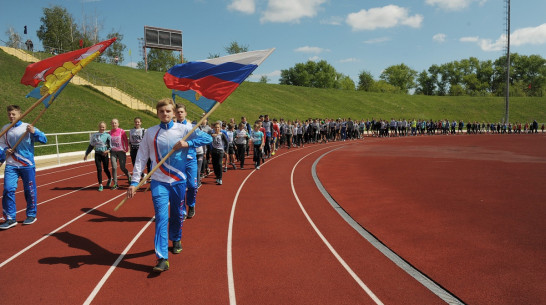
[172,89,217,112]
[164,48,275,104]
[21,37,116,94]
[26,76,72,108]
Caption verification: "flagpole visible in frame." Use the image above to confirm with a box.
[0,93,50,139]
[115,101,221,211]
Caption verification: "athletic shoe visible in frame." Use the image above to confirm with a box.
[272,152,276,156]
[231,163,236,170]
[187,206,195,219]
[172,240,182,254]
[153,259,170,272]
[256,166,260,170]
[0,219,17,230]
[23,217,37,225]
[223,167,227,172]
[98,185,103,192]
[111,184,118,190]
[106,179,112,187]
[218,179,222,185]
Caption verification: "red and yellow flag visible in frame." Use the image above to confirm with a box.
[20,37,116,94]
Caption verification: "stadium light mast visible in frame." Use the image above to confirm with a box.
[504,0,511,123]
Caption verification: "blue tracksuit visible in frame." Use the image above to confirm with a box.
[179,119,198,208]
[130,120,211,259]
[0,121,47,220]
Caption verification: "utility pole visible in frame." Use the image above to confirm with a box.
[504,0,510,123]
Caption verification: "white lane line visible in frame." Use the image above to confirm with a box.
[14,174,125,215]
[227,169,258,305]
[226,146,340,305]
[227,148,296,305]
[291,149,384,305]
[0,193,125,269]
[0,170,95,199]
[311,148,466,305]
[83,217,154,305]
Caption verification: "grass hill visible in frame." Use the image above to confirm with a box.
[1,48,545,155]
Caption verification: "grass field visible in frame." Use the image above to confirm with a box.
[1,48,545,155]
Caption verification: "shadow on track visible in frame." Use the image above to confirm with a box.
[81,208,151,223]
[38,231,154,274]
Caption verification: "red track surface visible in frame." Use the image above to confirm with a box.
[0,134,544,304]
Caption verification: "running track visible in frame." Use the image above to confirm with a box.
[0,134,544,304]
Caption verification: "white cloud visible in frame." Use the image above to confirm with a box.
[478,37,505,52]
[425,0,487,11]
[308,56,320,61]
[460,36,479,42]
[294,46,329,54]
[460,23,546,52]
[363,37,391,44]
[433,33,446,43]
[228,0,255,14]
[260,0,326,23]
[511,23,546,46]
[346,5,423,31]
[339,58,359,63]
[320,16,344,26]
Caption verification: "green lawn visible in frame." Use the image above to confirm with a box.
[1,48,545,156]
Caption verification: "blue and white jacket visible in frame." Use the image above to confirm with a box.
[130,120,212,185]
[0,121,47,167]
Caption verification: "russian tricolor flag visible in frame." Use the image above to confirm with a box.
[164,48,275,105]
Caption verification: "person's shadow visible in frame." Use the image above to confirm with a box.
[38,231,160,277]
[82,208,152,223]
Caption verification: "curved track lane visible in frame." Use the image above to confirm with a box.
[0,134,544,304]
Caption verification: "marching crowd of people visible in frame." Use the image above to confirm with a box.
[1,100,544,272]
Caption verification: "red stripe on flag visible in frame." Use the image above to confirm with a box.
[163,74,239,103]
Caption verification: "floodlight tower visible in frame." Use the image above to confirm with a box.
[504,0,510,123]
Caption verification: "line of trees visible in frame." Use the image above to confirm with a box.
[282,54,545,97]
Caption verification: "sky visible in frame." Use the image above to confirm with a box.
[1,0,545,85]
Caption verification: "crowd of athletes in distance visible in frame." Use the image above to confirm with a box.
[193,116,544,183]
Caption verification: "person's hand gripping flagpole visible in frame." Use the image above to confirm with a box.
[116,48,275,211]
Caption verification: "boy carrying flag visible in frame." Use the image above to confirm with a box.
[126,98,212,272]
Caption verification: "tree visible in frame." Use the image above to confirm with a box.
[5,27,22,48]
[37,5,81,52]
[138,49,179,72]
[103,31,126,65]
[357,70,375,91]
[259,75,269,84]
[280,60,341,89]
[370,80,401,94]
[225,41,248,55]
[380,63,417,93]
[338,75,355,90]
[415,70,435,95]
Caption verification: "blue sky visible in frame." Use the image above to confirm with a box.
[1,0,545,85]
